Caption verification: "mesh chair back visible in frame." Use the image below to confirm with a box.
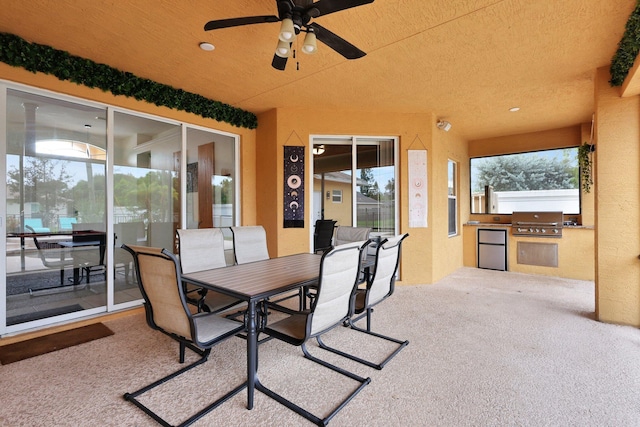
[310,241,365,336]
[368,234,408,306]
[230,226,269,264]
[177,228,227,274]
[334,226,371,246]
[126,245,193,340]
[314,219,336,252]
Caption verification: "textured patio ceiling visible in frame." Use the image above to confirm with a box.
[0,0,635,139]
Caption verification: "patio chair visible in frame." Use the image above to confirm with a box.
[121,244,246,427]
[333,225,371,246]
[317,233,410,370]
[303,225,372,308]
[24,218,50,233]
[230,225,269,264]
[313,219,336,254]
[177,228,243,314]
[58,217,77,231]
[334,225,372,280]
[230,224,304,310]
[71,222,106,283]
[260,241,371,426]
[30,235,75,289]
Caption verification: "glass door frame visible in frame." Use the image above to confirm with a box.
[1,81,241,335]
[308,134,399,250]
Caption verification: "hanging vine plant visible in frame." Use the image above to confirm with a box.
[578,142,594,193]
[0,32,257,129]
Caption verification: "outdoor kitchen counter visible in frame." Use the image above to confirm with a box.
[462,224,595,281]
[463,223,594,229]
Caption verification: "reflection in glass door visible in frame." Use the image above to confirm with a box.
[356,139,395,235]
[185,127,238,265]
[112,111,180,305]
[312,137,397,242]
[2,85,241,334]
[4,89,106,330]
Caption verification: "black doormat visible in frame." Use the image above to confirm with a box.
[0,323,114,365]
[6,304,84,326]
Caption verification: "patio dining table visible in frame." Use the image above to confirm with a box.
[181,252,323,410]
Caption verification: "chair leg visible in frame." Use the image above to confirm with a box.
[316,316,409,370]
[179,342,186,363]
[256,343,370,426]
[124,348,247,427]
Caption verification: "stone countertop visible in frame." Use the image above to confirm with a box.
[463,222,594,229]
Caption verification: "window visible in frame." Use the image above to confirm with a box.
[332,189,342,203]
[470,147,579,214]
[448,160,457,236]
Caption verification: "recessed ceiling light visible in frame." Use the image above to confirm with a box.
[509,107,520,112]
[199,42,215,51]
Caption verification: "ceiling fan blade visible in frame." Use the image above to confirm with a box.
[309,0,374,18]
[204,15,280,31]
[272,53,288,71]
[310,23,366,59]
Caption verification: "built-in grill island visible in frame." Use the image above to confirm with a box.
[511,211,563,238]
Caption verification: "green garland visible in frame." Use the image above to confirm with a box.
[610,0,640,86]
[0,32,257,129]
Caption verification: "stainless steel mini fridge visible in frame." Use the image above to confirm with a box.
[477,228,507,271]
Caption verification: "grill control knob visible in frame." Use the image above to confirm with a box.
[553,229,559,234]
[529,228,534,233]
[541,229,546,233]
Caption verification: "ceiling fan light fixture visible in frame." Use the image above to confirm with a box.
[279,18,296,42]
[275,40,291,58]
[302,31,317,54]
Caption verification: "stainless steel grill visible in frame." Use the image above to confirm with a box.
[511,211,563,238]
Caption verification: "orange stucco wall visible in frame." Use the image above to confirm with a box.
[0,64,468,286]
[255,108,467,285]
[594,66,640,327]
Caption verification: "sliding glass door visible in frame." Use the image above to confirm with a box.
[1,84,241,335]
[4,88,107,330]
[312,136,397,244]
[112,111,180,305]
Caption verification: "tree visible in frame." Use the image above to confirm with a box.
[473,152,577,192]
[7,157,73,227]
[384,178,395,201]
[359,168,380,200]
[214,178,233,204]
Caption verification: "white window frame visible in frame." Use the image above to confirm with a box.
[448,159,458,237]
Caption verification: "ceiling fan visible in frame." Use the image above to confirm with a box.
[204,0,374,70]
